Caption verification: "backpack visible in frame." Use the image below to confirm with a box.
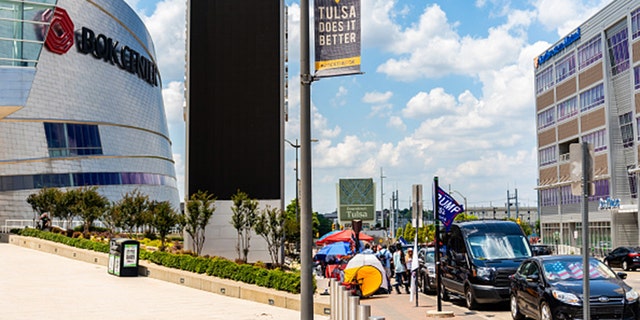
[377,249,389,265]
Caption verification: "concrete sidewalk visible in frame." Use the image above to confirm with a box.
[0,243,329,320]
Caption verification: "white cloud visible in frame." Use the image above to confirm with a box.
[362,91,393,104]
[401,88,457,118]
[162,81,184,129]
[533,0,610,36]
[139,0,186,82]
[387,116,406,131]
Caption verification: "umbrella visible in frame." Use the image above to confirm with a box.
[316,230,341,243]
[315,229,374,245]
[313,241,352,261]
[343,253,389,297]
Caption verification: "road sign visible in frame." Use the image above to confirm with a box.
[570,143,594,196]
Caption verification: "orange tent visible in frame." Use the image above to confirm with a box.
[316,229,373,245]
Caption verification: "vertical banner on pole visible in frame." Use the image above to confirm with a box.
[314,0,361,78]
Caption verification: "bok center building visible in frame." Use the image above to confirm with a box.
[535,0,640,251]
[0,0,180,224]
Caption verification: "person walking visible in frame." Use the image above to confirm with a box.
[393,243,409,294]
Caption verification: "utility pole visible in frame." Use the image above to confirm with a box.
[380,167,386,228]
[299,0,313,317]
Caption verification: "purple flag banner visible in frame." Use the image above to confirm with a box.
[437,186,464,231]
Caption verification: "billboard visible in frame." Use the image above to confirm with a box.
[338,178,375,222]
[186,0,283,201]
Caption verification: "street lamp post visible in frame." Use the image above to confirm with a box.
[449,188,468,213]
[284,139,300,221]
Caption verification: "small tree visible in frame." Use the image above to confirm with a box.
[254,205,285,266]
[54,188,80,231]
[184,190,216,256]
[115,189,150,238]
[26,188,61,226]
[149,200,181,251]
[75,187,109,234]
[230,190,258,263]
[100,202,122,237]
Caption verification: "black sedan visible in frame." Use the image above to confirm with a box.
[531,244,554,256]
[510,255,640,320]
[604,246,640,271]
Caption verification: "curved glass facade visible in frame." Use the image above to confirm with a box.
[0,0,179,222]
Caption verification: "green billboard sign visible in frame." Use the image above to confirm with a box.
[338,178,375,221]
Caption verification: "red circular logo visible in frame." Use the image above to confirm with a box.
[43,7,74,54]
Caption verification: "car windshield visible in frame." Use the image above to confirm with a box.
[424,251,435,263]
[542,260,617,282]
[467,234,532,260]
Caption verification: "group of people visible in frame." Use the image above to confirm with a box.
[364,242,414,294]
[316,240,417,295]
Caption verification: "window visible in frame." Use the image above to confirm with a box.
[0,1,55,67]
[536,66,554,94]
[580,83,605,112]
[0,172,176,191]
[557,97,577,122]
[556,53,576,83]
[578,35,602,70]
[606,22,630,76]
[632,7,640,39]
[44,123,102,157]
[582,129,606,152]
[628,165,637,199]
[620,112,634,148]
[539,145,557,166]
[635,66,640,90]
[541,188,558,206]
[537,107,555,129]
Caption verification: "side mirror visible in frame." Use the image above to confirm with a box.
[526,274,540,282]
[617,272,627,280]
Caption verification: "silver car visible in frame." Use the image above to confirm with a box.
[417,247,437,294]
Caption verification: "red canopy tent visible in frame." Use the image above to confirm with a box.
[316,229,373,245]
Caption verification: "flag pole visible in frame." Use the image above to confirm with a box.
[434,177,442,312]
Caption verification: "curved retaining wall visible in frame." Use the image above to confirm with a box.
[8,235,331,316]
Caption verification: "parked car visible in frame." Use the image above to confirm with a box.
[531,244,554,256]
[510,255,639,320]
[603,246,640,271]
[439,220,532,310]
[417,247,436,294]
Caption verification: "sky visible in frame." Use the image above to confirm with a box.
[123,0,612,214]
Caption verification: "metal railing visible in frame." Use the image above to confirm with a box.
[1,219,106,233]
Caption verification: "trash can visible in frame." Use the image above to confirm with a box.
[107,238,140,277]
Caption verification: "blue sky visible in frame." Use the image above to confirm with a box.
[123,0,612,214]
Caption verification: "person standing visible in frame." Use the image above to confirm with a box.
[393,243,409,294]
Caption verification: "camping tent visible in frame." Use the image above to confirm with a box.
[343,253,389,297]
[315,229,373,245]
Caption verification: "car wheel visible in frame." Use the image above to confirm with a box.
[540,301,552,320]
[510,295,524,320]
[623,260,630,271]
[465,286,478,310]
[422,274,429,294]
[440,280,450,301]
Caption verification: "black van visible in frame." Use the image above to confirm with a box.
[439,220,531,310]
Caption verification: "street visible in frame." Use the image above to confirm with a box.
[363,265,640,320]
